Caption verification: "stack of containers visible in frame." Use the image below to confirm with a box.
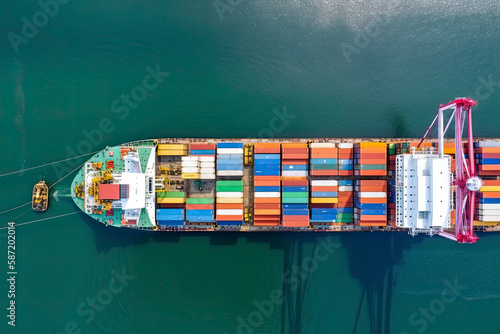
[475,180,500,223]
[354,142,387,176]
[474,141,500,176]
[189,143,216,156]
[157,191,186,207]
[181,156,200,179]
[282,143,309,227]
[338,143,354,175]
[185,198,215,223]
[216,180,244,225]
[309,143,337,176]
[354,180,387,227]
[199,156,216,179]
[388,180,397,226]
[309,180,338,224]
[157,144,187,156]
[217,143,244,177]
[254,143,281,226]
[387,143,397,177]
[338,180,354,224]
[156,208,185,226]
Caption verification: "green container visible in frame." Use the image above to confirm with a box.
[216,180,243,187]
[310,164,338,170]
[282,192,309,198]
[388,143,396,149]
[337,218,353,223]
[186,198,214,204]
[337,213,353,219]
[282,198,309,204]
[355,164,386,170]
[157,191,186,198]
[217,186,243,192]
[388,149,396,155]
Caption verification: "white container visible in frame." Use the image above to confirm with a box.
[310,143,336,148]
[282,171,308,177]
[254,192,280,198]
[217,148,244,154]
[477,215,500,221]
[200,167,216,174]
[357,192,386,198]
[201,162,215,168]
[182,167,200,173]
[217,170,244,176]
[477,204,500,210]
[338,186,353,192]
[477,209,500,215]
[199,156,216,162]
[199,173,216,179]
[217,209,244,216]
[182,156,199,161]
[338,143,353,149]
[181,161,199,167]
[216,192,243,198]
[311,180,338,186]
[476,141,500,147]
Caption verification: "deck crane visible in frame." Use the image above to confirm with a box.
[417,98,480,243]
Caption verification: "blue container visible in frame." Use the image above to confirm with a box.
[254,164,281,170]
[338,207,354,213]
[186,209,214,215]
[217,143,243,148]
[157,215,185,220]
[217,164,243,170]
[311,191,338,198]
[254,159,281,165]
[311,158,337,164]
[283,209,309,216]
[217,221,243,226]
[255,154,281,159]
[190,150,215,155]
[282,204,308,209]
[477,158,500,164]
[311,208,338,214]
[157,220,185,226]
[282,198,308,204]
[311,214,338,220]
[310,219,336,223]
[282,186,308,192]
[186,217,216,222]
[478,198,500,204]
[218,154,243,159]
[339,180,353,186]
[355,209,387,215]
[254,170,281,176]
[354,203,387,209]
[338,159,353,165]
[217,159,243,165]
[282,165,308,171]
[255,186,281,192]
[156,209,184,215]
[339,164,354,170]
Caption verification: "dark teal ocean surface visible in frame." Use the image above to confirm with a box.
[1,1,500,333]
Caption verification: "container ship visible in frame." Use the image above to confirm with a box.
[71,99,500,243]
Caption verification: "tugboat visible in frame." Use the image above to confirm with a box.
[32,181,49,211]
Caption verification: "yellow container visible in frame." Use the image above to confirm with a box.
[311,198,339,204]
[473,220,500,226]
[480,186,500,192]
[157,197,186,204]
[158,149,187,156]
[216,197,244,204]
[359,142,387,148]
[158,144,186,150]
[182,173,200,179]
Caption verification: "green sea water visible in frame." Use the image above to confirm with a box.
[1,0,500,333]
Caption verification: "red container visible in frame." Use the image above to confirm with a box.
[311,186,338,192]
[186,204,214,210]
[254,147,281,154]
[283,148,308,154]
[310,170,337,176]
[190,143,216,150]
[282,159,308,165]
[255,203,281,209]
[254,220,280,226]
[282,154,308,159]
[338,170,354,175]
[310,203,337,208]
[282,220,309,227]
[282,180,309,186]
[254,180,281,186]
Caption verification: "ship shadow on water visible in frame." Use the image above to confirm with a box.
[340,232,424,334]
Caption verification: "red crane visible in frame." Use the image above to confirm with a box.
[417,98,480,243]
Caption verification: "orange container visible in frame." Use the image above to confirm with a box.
[356,170,387,176]
[254,147,280,153]
[356,215,386,221]
[216,203,244,209]
[311,186,338,192]
[186,204,213,210]
[254,203,281,209]
[357,221,387,226]
[282,215,310,221]
[478,165,500,170]
[254,175,281,181]
[254,215,281,220]
[254,197,281,204]
[355,198,386,204]
[255,209,280,215]
[355,185,387,192]
[338,153,353,159]
[480,192,500,198]
[282,143,308,148]
[338,170,354,175]
[254,180,281,186]
[282,159,308,165]
[282,220,309,227]
[476,147,500,153]
[216,215,244,221]
[356,180,386,186]
[282,154,308,159]
[254,220,280,226]
[483,180,500,186]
